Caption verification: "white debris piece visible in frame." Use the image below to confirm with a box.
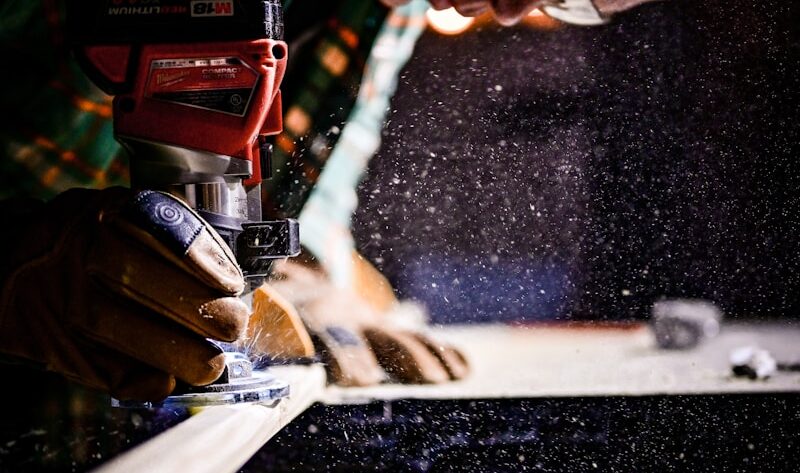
[730,346,778,380]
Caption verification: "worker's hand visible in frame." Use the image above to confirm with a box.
[384,0,660,25]
[0,188,249,402]
[267,257,469,387]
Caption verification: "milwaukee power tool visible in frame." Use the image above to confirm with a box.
[66,0,298,407]
[68,0,298,282]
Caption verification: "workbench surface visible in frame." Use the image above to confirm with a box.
[242,321,800,472]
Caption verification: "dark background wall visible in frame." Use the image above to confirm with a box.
[353,0,799,323]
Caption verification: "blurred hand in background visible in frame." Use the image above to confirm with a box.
[383,0,661,25]
[383,0,542,25]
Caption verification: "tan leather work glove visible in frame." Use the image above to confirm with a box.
[269,256,469,387]
[0,188,249,402]
[241,283,316,361]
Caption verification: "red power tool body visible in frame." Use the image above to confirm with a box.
[96,38,285,186]
[68,0,299,282]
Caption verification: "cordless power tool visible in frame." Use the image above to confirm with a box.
[67,0,299,407]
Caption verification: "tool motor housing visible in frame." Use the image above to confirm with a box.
[96,38,285,187]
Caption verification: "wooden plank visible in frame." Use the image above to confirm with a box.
[325,322,800,403]
[94,364,326,473]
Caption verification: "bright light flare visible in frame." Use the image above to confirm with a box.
[426,7,475,36]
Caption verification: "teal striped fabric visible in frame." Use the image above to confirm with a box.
[298,1,429,287]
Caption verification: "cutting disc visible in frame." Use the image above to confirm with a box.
[112,353,290,408]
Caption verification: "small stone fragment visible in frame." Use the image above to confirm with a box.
[651,299,722,349]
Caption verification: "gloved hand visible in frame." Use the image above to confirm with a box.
[0,188,249,401]
[268,255,469,387]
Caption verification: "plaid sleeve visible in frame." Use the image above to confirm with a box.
[0,0,128,201]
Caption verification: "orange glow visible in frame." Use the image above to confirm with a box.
[426,7,474,35]
[522,8,561,29]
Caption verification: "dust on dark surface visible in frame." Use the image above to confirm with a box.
[353,0,799,323]
[243,394,800,472]
[0,364,187,472]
